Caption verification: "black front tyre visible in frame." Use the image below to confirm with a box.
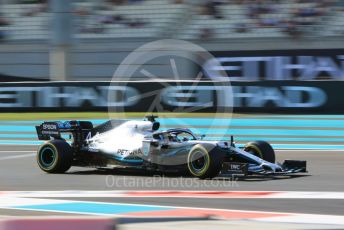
[187,144,224,179]
[37,140,73,173]
[244,140,275,163]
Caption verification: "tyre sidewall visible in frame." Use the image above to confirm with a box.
[37,142,60,172]
[187,144,211,177]
[187,144,224,179]
[37,140,72,173]
[244,141,275,163]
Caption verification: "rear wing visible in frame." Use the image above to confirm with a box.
[35,121,93,141]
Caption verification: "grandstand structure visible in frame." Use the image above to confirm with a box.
[0,0,343,41]
[0,0,343,81]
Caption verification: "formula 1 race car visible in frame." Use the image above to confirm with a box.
[35,116,307,179]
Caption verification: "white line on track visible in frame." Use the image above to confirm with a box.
[4,190,344,200]
[2,197,344,225]
[0,151,35,153]
[0,153,36,161]
[277,149,344,152]
[0,197,329,215]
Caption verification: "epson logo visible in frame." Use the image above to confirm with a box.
[42,124,56,130]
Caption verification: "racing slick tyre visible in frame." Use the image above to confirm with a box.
[187,144,224,179]
[37,140,73,173]
[244,141,275,163]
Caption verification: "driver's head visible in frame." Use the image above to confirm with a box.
[168,134,177,142]
[162,133,169,140]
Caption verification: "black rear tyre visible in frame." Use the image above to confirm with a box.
[244,141,275,163]
[37,140,73,173]
[187,144,224,179]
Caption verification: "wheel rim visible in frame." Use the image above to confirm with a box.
[190,150,208,173]
[245,146,263,159]
[39,147,56,168]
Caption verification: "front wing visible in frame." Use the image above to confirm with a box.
[221,160,307,176]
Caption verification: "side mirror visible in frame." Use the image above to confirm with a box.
[230,135,235,147]
[200,134,206,140]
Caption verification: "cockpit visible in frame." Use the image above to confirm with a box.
[153,129,197,143]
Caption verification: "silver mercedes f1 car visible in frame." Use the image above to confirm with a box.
[35,116,307,179]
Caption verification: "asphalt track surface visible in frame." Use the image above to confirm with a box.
[1,145,344,217]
